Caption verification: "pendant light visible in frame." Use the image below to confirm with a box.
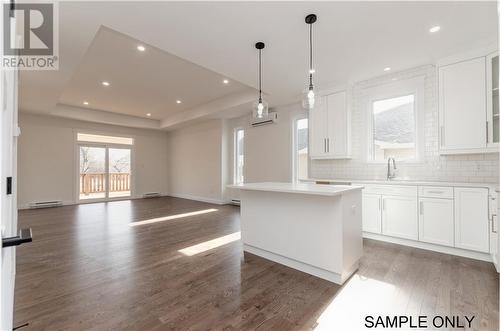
[302,14,320,111]
[253,42,268,119]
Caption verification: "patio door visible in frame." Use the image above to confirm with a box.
[78,145,132,201]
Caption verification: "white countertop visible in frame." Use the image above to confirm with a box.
[228,182,363,196]
[302,178,499,191]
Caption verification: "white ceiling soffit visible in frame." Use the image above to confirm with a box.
[19,1,498,129]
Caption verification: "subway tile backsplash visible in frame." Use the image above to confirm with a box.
[310,65,500,184]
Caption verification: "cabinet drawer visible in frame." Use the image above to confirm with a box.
[362,184,417,197]
[418,186,454,199]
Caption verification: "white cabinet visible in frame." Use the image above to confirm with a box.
[454,187,489,253]
[309,91,350,159]
[490,194,498,271]
[486,52,499,148]
[362,194,382,234]
[418,197,454,247]
[382,195,418,240]
[439,57,487,153]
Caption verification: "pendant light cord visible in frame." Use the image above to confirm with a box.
[309,23,313,88]
[259,49,262,102]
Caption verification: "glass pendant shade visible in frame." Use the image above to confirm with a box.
[252,98,269,119]
[302,85,321,110]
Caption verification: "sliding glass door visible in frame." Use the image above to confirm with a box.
[108,148,131,198]
[78,145,132,201]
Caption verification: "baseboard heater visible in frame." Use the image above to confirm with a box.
[143,192,161,198]
[29,200,63,209]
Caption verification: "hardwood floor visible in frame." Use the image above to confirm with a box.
[14,197,499,330]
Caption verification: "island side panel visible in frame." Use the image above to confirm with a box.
[240,189,344,278]
[341,190,363,283]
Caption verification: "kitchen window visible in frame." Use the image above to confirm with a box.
[366,76,424,162]
[234,129,245,184]
[294,117,309,181]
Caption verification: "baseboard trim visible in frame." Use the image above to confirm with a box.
[166,193,228,205]
[363,232,492,263]
[244,244,355,285]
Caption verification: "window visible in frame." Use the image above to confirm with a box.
[77,133,133,145]
[367,76,424,162]
[294,117,308,181]
[234,129,244,184]
[371,95,415,161]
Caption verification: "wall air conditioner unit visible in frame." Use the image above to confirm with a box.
[29,200,63,209]
[143,192,161,198]
[251,111,277,127]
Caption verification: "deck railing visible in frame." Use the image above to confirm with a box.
[80,173,130,195]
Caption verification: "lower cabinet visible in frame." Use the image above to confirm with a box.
[454,187,489,253]
[382,195,418,240]
[418,197,454,246]
[361,185,491,256]
[362,194,382,234]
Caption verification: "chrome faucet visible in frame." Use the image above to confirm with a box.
[387,157,397,180]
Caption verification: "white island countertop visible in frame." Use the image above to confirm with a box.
[228,182,364,197]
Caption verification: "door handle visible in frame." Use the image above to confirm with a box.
[2,228,33,248]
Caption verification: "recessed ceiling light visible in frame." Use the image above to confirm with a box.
[102,81,110,86]
[146,113,151,117]
[83,101,89,105]
[384,67,391,72]
[223,79,229,84]
[429,26,441,33]
[176,100,182,104]
[137,45,146,52]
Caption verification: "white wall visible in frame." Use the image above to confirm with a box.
[17,113,168,208]
[167,119,227,204]
[310,65,500,183]
[225,104,306,201]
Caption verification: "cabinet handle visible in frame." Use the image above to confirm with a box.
[382,199,385,211]
[440,126,444,146]
[486,121,489,143]
[428,190,443,194]
[327,138,330,153]
[324,138,327,153]
[419,201,424,215]
[378,198,381,211]
[492,215,497,233]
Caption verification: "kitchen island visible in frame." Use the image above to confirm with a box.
[228,182,364,285]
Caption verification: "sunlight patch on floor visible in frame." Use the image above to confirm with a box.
[178,232,241,256]
[129,208,218,227]
[314,275,398,330]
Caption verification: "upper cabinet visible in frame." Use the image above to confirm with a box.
[486,52,499,148]
[309,90,351,159]
[438,48,499,154]
[439,57,487,152]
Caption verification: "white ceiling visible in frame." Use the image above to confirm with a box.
[19,1,498,129]
[58,27,254,120]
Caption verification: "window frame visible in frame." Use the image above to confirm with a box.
[233,127,245,184]
[365,76,425,164]
[292,114,309,182]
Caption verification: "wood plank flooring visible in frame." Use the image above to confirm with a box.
[14,197,499,330]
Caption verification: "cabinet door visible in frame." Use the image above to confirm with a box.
[382,195,418,240]
[326,91,350,157]
[309,98,328,158]
[454,187,489,252]
[418,198,454,247]
[439,57,487,151]
[362,194,381,233]
[486,52,499,147]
